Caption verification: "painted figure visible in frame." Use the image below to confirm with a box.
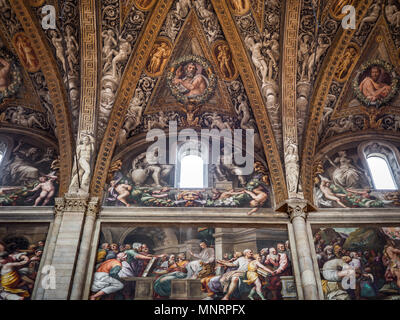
[107,179,132,207]
[90,252,127,300]
[153,253,189,297]
[244,254,274,300]
[359,66,391,102]
[216,43,235,78]
[173,62,208,97]
[186,241,215,279]
[30,174,58,206]
[147,41,171,75]
[13,33,40,73]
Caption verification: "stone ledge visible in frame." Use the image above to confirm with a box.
[0,206,54,221]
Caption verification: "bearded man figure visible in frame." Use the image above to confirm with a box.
[173,62,208,97]
[359,66,391,102]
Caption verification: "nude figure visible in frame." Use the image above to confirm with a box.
[108,180,132,207]
[30,174,57,206]
[69,134,94,192]
[111,35,133,78]
[102,30,117,73]
[65,26,79,74]
[319,178,347,208]
[49,30,67,73]
[244,185,268,215]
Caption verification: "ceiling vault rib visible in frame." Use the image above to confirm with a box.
[211,0,288,205]
[281,0,302,199]
[89,0,174,198]
[300,0,373,203]
[11,0,74,195]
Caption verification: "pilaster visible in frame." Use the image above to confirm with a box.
[41,194,88,300]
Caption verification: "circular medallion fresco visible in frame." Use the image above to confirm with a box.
[0,49,22,104]
[353,59,399,107]
[167,55,217,105]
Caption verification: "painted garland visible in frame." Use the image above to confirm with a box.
[352,59,399,107]
[166,54,217,105]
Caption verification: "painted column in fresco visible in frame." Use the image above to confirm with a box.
[287,199,319,300]
[70,197,100,299]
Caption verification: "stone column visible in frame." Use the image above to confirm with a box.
[42,194,88,300]
[70,197,100,300]
[287,199,319,300]
[34,198,65,299]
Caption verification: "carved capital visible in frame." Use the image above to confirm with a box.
[287,200,308,222]
[86,197,100,218]
[63,194,89,212]
[54,197,65,217]
[275,198,316,222]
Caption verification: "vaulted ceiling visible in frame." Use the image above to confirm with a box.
[1,0,400,207]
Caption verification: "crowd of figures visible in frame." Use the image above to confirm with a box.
[314,228,400,300]
[91,240,293,300]
[0,140,58,206]
[0,239,44,300]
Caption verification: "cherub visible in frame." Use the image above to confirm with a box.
[30,174,58,206]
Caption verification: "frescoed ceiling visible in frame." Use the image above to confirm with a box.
[0,0,400,208]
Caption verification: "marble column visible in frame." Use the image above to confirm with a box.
[287,199,319,300]
[70,197,100,300]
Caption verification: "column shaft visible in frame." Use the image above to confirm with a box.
[292,216,319,300]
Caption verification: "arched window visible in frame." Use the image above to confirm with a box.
[179,154,204,188]
[366,156,397,190]
[175,141,208,188]
[359,141,400,191]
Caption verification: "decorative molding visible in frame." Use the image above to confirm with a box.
[78,0,97,136]
[11,0,74,195]
[90,0,174,197]
[282,0,302,197]
[64,194,89,212]
[211,0,288,205]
